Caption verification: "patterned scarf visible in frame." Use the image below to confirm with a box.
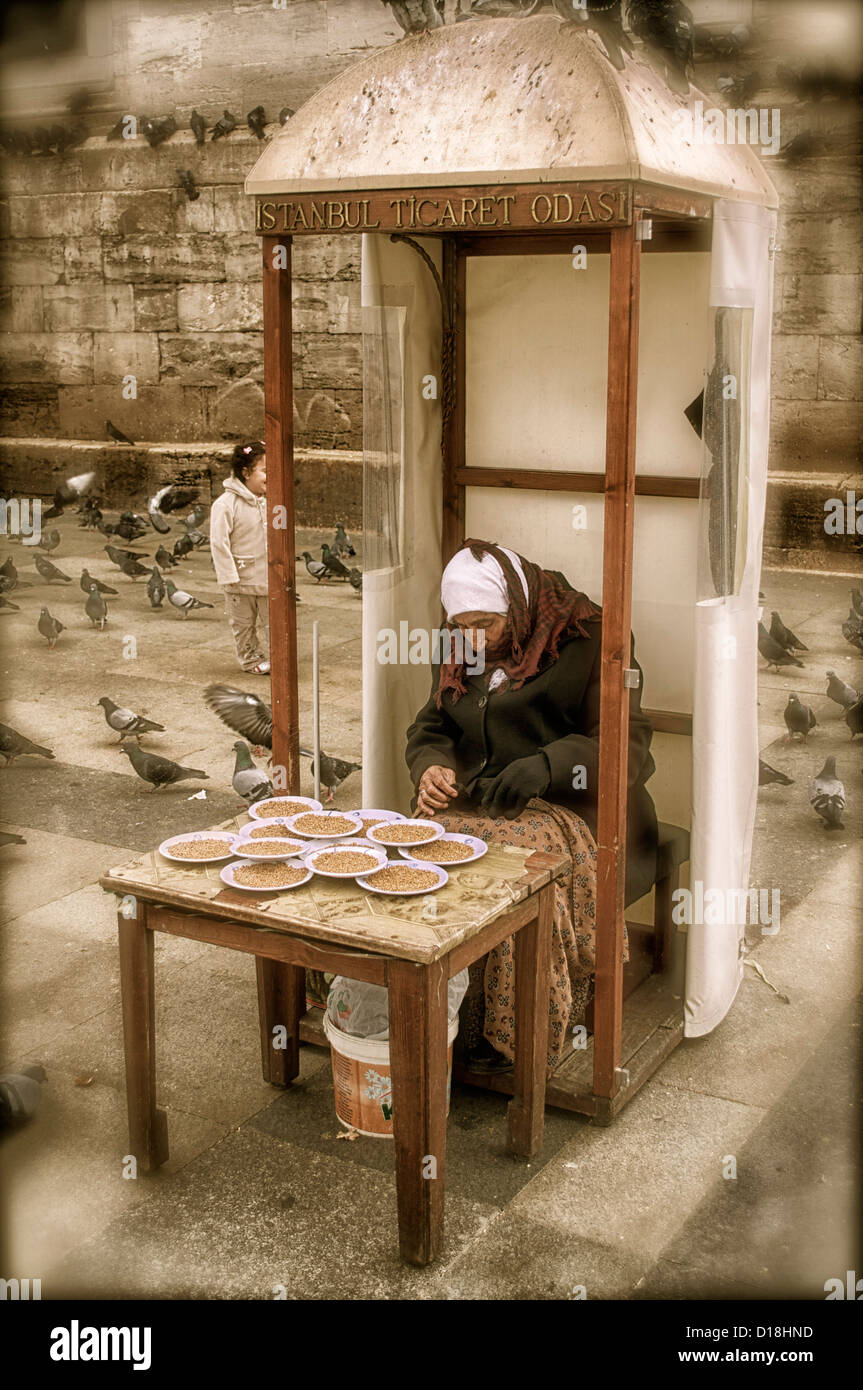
[435,538,600,708]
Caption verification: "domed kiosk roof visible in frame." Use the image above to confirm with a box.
[245,14,777,208]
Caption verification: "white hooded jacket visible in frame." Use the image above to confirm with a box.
[209,475,268,595]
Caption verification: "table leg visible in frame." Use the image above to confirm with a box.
[117,900,169,1172]
[387,957,448,1266]
[255,958,305,1086]
[507,883,553,1159]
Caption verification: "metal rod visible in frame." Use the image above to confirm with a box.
[312,619,321,804]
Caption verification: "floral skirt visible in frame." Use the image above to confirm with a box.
[439,797,626,1072]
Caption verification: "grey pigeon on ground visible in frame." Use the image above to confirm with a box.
[769,611,808,652]
[0,595,20,612]
[204,683,272,750]
[320,544,350,581]
[85,584,108,630]
[80,568,117,597]
[301,551,327,583]
[166,578,213,617]
[783,693,816,743]
[841,610,863,653]
[120,554,149,581]
[34,553,72,584]
[0,722,54,764]
[0,1064,47,1130]
[826,670,859,711]
[37,607,63,649]
[758,758,794,787]
[758,621,803,670]
[232,741,273,803]
[173,534,193,560]
[333,523,356,558]
[105,544,148,569]
[37,528,61,553]
[121,740,208,790]
[155,544,178,569]
[846,697,863,740]
[98,696,165,742]
[184,504,206,531]
[1,556,18,588]
[299,746,361,803]
[147,566,165,608]
[809,756,846,830]
[186,529,209,550]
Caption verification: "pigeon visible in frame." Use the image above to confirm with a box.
[553,0,633,71]
[758,759,794,787]
[0,1065,47,1130]
[44,469,98,517]
[0,831,26,846]
[626,0,694,94]
[78,499,103,529]
[66,87,91,116]
[147,566,166,608]
[758,622,803,671]
[717,70,761,106]
[190,109,206,145]
[383,0,445,36]
[0,556,17,588]
[846,697,863,741]
[0,722,54,764]
[149,482,198,517]
[320,544,350,580]
[114,516,149,542]
[147,507,171,534]
[165,578,214,617]
[809,756,846,831]
[333,523,356,557]
[141,114,177,147]
[121,741,208,791]
[34,554,72,584]
[278,107,295,125]
[37,529,61,553]
[184,504,206,531]
[851,589,863,619]
[186,528,209,550]
[247,105,267,140]
[106,115,132,141]
[203,683,272,750]
[769,611,808,653]
[841,610,863,653]
[178,169,199,201]
[826,670,859,711]
[299,747,361,803]
[80,568,117,597]
[301,551,327,582]
[155,543,178,569]
[105,544,148,568]
[85,585,108,630]
[106,418,135,445]
[231,741,273,803]
[783,694,816,744]
[37,607,63,649]
[98,696,165,742]
[349,567,362,594]
[210,109,237,141]
[0,595,20,613]
[120,555,149,581]
[173,534,194,560]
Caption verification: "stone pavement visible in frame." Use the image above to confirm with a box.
[0,513,860,1299]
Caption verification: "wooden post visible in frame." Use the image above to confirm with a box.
[441,237,466,565]
[593,222,641,1105]
[117,900,169,1171]
[255,959,306,1086]
[506,884,553,1158]
[261,233,300,794]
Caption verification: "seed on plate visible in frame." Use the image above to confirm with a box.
[254,799,312,819]
[239,839,301,856]
[292,813,357,836]
[365,865,441,891]
[168,839,234,859]
[359,816,395,835]
[369,823,438,844]
[410,840,474,862]
[248,822,292,839]
[312,850,380,874]
[233,862,308,888]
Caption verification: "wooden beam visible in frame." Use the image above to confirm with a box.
[261,234,300,793]
[454,466,699,498]
[642,709,692,736]
[593,222,642,1102]
[461,232,611,257]
[634,185,714,220]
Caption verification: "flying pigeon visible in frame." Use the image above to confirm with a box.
[147,566,166,608]
[121,741,208,791]
[37,529,61,553]
[626,0,694,94]
[783,694,816,744]
[141,114,177,147]
[34,554,72,584]
[210,109,237,141]
[333,523,356,558]
[98,696,165,742]
[809,756,846,830]
[165,578,214,617]
[301,551,327,583]
[299,747,361,803]
[85,584,108,630]
[178,169,199,201]
[231,741,273,804]
[155,544,178,570]
[44,469,98,517]
[826,670,859,711]
[846,697,863,741]
[106,418,135,445]
[37,607,63,649]
[383,0,445,36]
[247,105,267,140]
[120,555,149,581]
[147,507,171,535]
[0,722,54,764]
[149,482,199,518]
[320,544,350,581]
[203,683,272,750]
[758,759,794,787]
[173,534,193,560]
[758,622,803,671]
[190,109,206,145]
[841,610,863,653]
[769,611,808,653]
[80,568,117,597]
[0,1065,47,1130]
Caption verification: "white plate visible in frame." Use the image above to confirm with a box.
[365,818,445,849]
[351,808,407,830]
[237,815,305,840]
[247,795,323,821]
[359,859,448,896]
[397,833,488,866]
[233,838,308,862]
[219,861,312,892]
[158,831,238,864]
[304,844,388,878]
[283,810,364,840]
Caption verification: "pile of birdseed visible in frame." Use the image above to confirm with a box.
[311,849,381,874]
[254,799,313,819]
[233,862,308,888]
[168,838,234,859]
[247,822,294,839]
[369,823,439,844]
[409,840,474,862]
[292,813,358,836]
[365,865,441,891]
[238,840,301,857]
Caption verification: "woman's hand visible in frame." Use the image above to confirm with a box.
[416,765,459,817]
[480,754,550,820]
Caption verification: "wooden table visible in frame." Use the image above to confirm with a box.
[101,817,568,1266]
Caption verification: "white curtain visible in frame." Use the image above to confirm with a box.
[686,199,777,1037]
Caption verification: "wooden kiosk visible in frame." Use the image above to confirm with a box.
[245,16,777,1122]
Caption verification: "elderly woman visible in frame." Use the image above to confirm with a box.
[405,538,658,1073]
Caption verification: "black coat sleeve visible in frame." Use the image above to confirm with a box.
[404,666,461,787]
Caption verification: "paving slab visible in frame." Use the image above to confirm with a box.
[0,825,130,922]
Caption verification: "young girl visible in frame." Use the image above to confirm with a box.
[210,440,270,675]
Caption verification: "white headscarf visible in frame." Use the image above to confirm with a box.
[440,544,529,622]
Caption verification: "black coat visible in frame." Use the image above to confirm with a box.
[405,619,658,906]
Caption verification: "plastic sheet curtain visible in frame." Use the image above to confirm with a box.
[686,199,777,1037]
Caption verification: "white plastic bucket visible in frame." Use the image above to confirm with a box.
[323,1013,459,1139]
